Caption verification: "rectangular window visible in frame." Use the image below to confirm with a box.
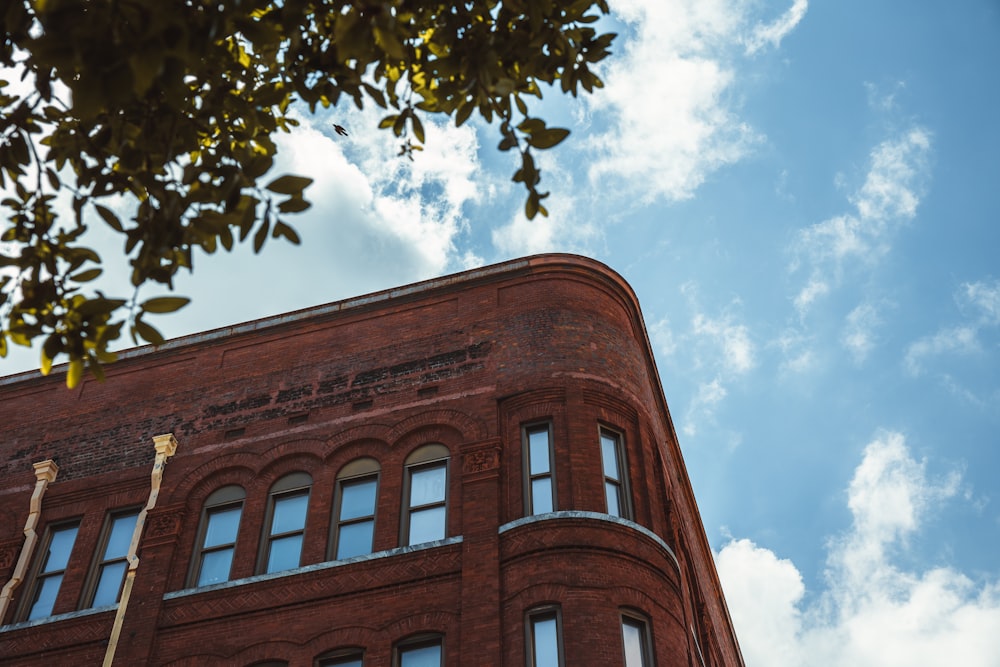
[396,636,443,667]
[527,607,564,667]
[622,615,652,667]
[21,521,79,621]
[334,475,378,560]
[406,462,447,545]
[85,509,140,608]
[524,423,555,515]
[196,503,242,586]
[600,428,631,519]
[317,650,364,667]
[264,489,309,573]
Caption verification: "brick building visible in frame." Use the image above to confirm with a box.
[0,254,743,666]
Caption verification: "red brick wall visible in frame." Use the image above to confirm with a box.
[0,254,743,666]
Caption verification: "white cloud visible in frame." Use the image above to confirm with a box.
[717,432,1000,667]
[960,278,1000,326]
[587,0,793,203]
[693,312,756,375]
[792,128,932,314]
[682,377,728,437]
[745,0,809,55]
[841,302,882,364]
[904,278,1000,378]
[649,317,679,358]
[904,325,980,376]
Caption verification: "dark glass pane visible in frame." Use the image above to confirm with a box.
[271,492,308,534]
[204,505,242,548]
[337,520,375,560]
[606,482,621,517]
[622,619,647,667]
[318,655,363,667]
[92,560,128,607]
[410,465,446,506]
[266,534,304,573]
[27,575,62,620]
[43,525,79,572]
[400,643,441,667]
[340,478,377,521]
[197,547,234,586]
[532,615,559,666]
[601,434,619,482]
[105,513,139,559]
[528,429,551,474]
[319,658,363,667]
[531,478,553,514]
[408,506,446,545]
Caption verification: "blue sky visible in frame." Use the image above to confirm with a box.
[4,1,999,663]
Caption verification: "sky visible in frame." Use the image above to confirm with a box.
[3,1,1000,664]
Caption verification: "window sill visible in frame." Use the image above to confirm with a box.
[165,535,464,600]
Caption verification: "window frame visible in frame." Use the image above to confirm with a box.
[525,605,564,667]
[620,611,654,667]
[330,458,380,561]
[393,633,444,667]
[258,472,312,575]
[188,485,245,588]
[315,648,365,667]
[15,519,81,622]
[599,426,633,520]
[523,421,556,515]
[400,445,450,547]
[81,507,141,609]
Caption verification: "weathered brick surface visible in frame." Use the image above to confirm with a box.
[0,254,743,666]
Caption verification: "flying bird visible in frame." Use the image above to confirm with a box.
[332,124,348,136]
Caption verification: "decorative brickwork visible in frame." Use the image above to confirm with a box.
[0,254,743,666]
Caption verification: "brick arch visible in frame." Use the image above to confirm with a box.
[323,437,392,470]
[380,609,458,642]
[171,462,258,510]
[326,422,395,453]
[228,639,303,666]
[304,624,378,659]
[388,408,487,444]
[392,422,466,461]
[253,449,325,493]
[611,584,666,617]
[504,582,570,610]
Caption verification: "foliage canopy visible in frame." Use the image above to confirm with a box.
[0,0,614,386]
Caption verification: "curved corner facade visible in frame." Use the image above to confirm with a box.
[0,254,744,666]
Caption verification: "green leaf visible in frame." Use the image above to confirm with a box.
[69,268,102,283]
[94,204,123,232]
[132,319,165,346]
[527,128,571,149]
[66,358,84,389]
[266,174,313,195]
[141,296,190,314]
[411,114,425,144]
[278,196,310,213]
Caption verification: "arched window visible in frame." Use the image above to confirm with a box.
[17,520,80,621]
[401,444,449,546]
[523,422,556,515]
[260,472,312,574]
[190,485,245,587]
[600,427,632,519]
[621,610,653,667]
[83,508,140,608]
[331,458,380,560]
[394,634,443,667]
[315,648,365,667]
[526,605,564,667]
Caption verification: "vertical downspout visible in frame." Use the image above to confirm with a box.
[103,434,178,667]
[0,459,60,622]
